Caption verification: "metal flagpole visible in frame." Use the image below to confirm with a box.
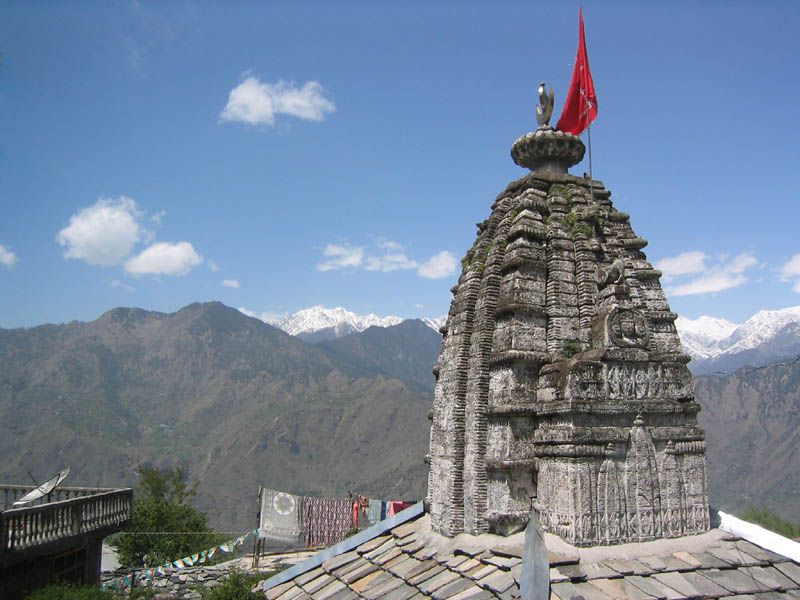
[582,89,595,204]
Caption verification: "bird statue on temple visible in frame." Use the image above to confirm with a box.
[535,81,555,128]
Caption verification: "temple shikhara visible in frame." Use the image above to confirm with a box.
[426,120,709,546]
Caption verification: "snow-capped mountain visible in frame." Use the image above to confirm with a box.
[241,305,447,342]
[421,315,447,333]
[676,306,800,374]
[271,306,403,341]
[674,315,738,360]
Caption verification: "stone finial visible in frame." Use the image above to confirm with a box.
[510,129,585,174]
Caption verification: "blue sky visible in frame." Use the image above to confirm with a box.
[2,1,799,328]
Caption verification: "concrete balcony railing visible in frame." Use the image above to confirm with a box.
[0,486,133,562]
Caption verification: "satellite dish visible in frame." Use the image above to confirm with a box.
[13,467,71,507]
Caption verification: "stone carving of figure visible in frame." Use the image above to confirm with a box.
[599,258,626,288]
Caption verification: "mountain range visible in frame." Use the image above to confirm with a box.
[240,305,445,343]
[675,306,800,374]
[0,302,442,530]
[1,301,799,531]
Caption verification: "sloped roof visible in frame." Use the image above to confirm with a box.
[260,505,800,599]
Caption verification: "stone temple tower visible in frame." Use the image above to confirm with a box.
[426,116,710,546]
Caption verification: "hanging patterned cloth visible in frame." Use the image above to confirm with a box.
[259,488,304,545]
[302,496,354,547]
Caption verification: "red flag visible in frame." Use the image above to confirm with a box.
[556,8,598,136]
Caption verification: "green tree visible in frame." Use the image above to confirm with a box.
[111,466,220,568]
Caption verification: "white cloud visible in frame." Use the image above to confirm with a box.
[57,197,143,266]
[317,243,364,271]
[124,241,202,277]
[317,240,457,279]
[418,251,457,279]
[222,279,240,288]
[669,252,757,297]
[220,76,335,127]
[110,279,135,292]
[780,254,800,280]
[655,251,706,281]
[780,254,800,293]
[150,210,166,225]
[364,243,418,272]
[0,243,18,268]
[208,260,220,272]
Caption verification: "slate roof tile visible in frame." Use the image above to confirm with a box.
[701,567,770,595]
[636,554,669,572]
[587,577,656,600]
[581,561,625,580]
[364,540,397,561]
[678,570,735,598]
[625,573,685,599]
[393,521,419,539]
[455,558,482,573]
[322,551,360,573]
[265,580,295,600]
[446,587,496,600]
[548,551,580,567]
[741,565,798,591]
[691,551,734,569]
[491,543,524,559]
[300,573,335,594]
[349,569,385,593]
[445,555,470,569]
[409,564,447,586]
[432,576,480,599]
[358,535,393,554]
[572,580,617,600]
[476,568,517,593]
[465,563,498,580]
[706,543,763,567]
[482,554,521,570]
[774,561,800,586]
[603,559,651,576]
[389,556,424,578]
[652,570,728,598]
[550,580,586,600]
[313,579,349,600]
[554,562,588,581]
[359,572,403,598]
[734,541,779,565]
[339,559,381,584]
[383,583,421,600]
[670,551,703,568]
[549,567,571,584]
[417,569,463,594]
[374,546,405,565]
[294,566,325,587]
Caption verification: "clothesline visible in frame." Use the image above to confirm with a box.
[259,487,415,549]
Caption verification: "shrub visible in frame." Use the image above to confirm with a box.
[740,506,800,538]
[200,570,264,600]
[26,583,116,600]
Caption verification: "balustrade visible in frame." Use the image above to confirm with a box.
[0,488,132,558]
